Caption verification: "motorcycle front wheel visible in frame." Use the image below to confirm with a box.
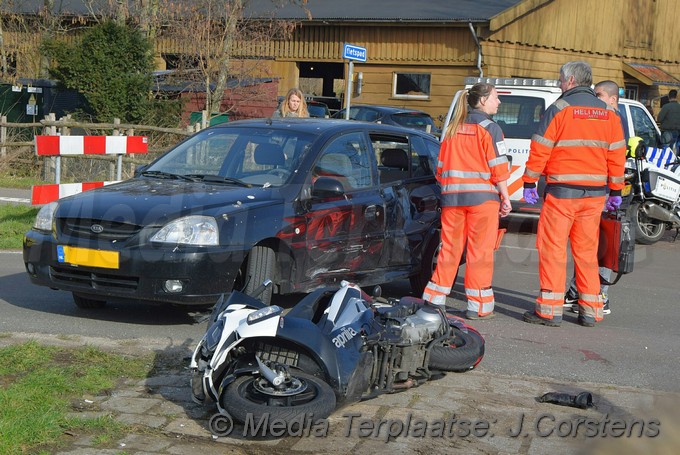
[630,202,666,245]
[429,326,485,372]
[221,371,336,424]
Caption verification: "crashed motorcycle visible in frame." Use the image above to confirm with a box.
[189,280,485,436]
[624,137,680,244]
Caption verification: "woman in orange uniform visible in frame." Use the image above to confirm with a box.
[422,83,512,319]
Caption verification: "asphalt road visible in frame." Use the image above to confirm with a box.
[1,197,679,393]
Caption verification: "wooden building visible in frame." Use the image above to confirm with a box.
[248,0,680,124]
[8,0,680,125]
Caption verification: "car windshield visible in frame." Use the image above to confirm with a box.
[307,104,329,118]
[144,127,315,187]
[391,113,435,131]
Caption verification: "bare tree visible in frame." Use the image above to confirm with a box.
[158,0,308,115]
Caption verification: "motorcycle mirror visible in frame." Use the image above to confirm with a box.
[372,285,382,299]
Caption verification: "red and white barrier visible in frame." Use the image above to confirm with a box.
[32,135,148,205]
[31,181,118,205]
[34,135,148,156]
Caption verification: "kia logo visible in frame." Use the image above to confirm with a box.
[90,224,104,234]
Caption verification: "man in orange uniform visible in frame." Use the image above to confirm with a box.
[522,61,626,327]
[422,83,511,319]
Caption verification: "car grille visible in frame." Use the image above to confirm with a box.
[59,218,143,241]
[50,266,139,292]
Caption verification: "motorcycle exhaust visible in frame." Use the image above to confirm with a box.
[642,201,680,223]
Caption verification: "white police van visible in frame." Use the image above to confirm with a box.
[442,77,670,213]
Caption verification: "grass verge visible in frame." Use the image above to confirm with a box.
[0,205,38,250]
[0,340,152,454]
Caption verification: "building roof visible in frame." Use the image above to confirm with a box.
[245,0,522,22]
[15,0,523,23]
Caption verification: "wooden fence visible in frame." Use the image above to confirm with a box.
[0,111,218,181]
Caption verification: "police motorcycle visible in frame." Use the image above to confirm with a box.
[625,137,680,244]
[189,280,485,436]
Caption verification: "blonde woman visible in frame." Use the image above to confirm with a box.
[273,88,310,118]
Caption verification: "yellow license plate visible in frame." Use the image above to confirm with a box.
[621,184,631,196]
[57,245,119,269]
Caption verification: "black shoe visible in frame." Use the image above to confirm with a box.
[523,311,561,327]
[602,299,611,315]
[564,293,578,312]
[578,315,596,327]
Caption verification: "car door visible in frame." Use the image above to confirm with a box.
[301,130,385,283]
[373,132,440,270]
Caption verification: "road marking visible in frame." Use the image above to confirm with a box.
[0,197,30,204]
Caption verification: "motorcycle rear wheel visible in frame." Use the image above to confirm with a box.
[630,202,666,245]
[429,326,485,372]
[221,371,336,424]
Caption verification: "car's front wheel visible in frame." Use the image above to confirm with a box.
[244,245,275,305]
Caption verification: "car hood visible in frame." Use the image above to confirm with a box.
[54,178,284,225]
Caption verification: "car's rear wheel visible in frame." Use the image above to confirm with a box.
[244,246,275,305]
[410,235,446,296]
[72,293,106,309]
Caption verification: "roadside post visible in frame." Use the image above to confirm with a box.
[342,43,367,119]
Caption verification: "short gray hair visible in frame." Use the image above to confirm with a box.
[560,61,592,87]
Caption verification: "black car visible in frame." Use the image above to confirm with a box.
[23,119,442,308]
[334,104,441,136]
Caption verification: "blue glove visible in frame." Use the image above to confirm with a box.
[605,195,622,212]
[523,187,539,204]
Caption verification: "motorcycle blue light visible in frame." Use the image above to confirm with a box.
[246,305,283,324]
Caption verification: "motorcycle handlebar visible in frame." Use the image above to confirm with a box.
[249,279,272,298]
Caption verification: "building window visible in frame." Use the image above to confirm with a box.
[392,73,430,100]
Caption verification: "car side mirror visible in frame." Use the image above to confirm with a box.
[312,177,345,199]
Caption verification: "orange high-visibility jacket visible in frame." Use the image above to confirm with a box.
[522,86,626,197]
[437,110,510,207]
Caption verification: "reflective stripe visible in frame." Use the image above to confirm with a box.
[610,139,626,150]
[547,174,607,183]
[540,290,565,301]
[579,293,600,304]
[532,134,555,148]
[441,169,491,179]
[467,300,494,314]
[466,287,480,297]
[425,282,451,295]
[488,156,509,167]
[555,99,569,110]
[555,139,610,148]
[536,303,563,319]
[422,292,447,306]
[437,159,444,168]
[524,168,542,179]
[441,183,497,192]
[479,119,493,129]
[609,176,625,184]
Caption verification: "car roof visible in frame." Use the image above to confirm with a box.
[342,104,431,115]
[208,117,438,138]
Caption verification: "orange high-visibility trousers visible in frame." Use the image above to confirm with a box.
[424,200,499,315]
[535,194,606,321]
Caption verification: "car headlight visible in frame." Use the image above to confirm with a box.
[33,202,58,232]
[150,215,219,245]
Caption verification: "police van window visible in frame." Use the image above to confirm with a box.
[617,104,630,139]
[495,95,546,140]
[629,105,661,147]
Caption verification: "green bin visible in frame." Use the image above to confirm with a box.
[189,112,229,126]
